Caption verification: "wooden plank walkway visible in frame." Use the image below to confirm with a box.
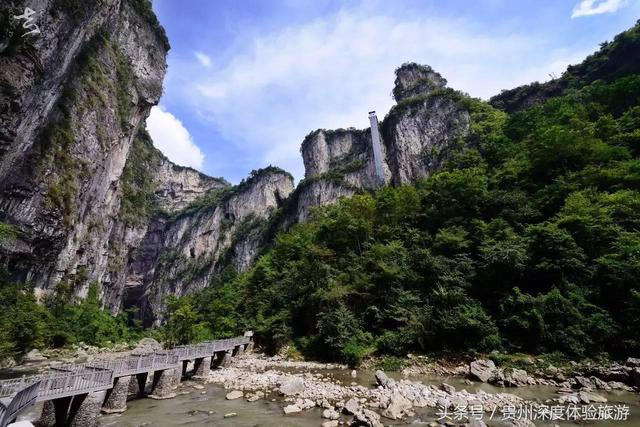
[0,334,251,426]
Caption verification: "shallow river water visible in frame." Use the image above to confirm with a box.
[6,365,640,426]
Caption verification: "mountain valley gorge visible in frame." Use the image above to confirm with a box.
[1,0,640,369]
[0,0,482,325]
[3,3,640,426]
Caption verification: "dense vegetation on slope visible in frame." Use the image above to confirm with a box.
[0,275,140,356]
[490,20,640,113]
[164,62,640,366]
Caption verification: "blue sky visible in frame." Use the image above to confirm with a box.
[147,0,640,183]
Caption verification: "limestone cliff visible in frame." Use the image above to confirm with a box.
[0,1,293,321]
[123,167,293,325]
[0,0,168,301]
[293,63,471,217]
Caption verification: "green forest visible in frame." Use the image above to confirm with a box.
[2,22,640,368]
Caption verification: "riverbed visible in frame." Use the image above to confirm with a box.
[5,355,640,426]
[104,358,640,427]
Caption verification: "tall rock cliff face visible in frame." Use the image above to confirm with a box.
[154,160,229,213]
[100,130,231,312]
[382,65,470,185]
[0,0,168,300]
[0,1,294,321]
[293,63,471,219]
[123,168,294,325]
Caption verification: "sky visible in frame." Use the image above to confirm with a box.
[147,0,640,183]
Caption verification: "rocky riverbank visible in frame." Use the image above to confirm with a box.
[203,353,640,426]
[207,354,538,426]
[396,356,638,392]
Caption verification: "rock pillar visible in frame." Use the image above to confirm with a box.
[38,392,104,427]
[102,375,131,413]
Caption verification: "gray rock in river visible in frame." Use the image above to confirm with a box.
[469,359,496,383]
[279,377,305,395]
[381,390,412,420]
[375,370,394,388]
[23,349,47,362]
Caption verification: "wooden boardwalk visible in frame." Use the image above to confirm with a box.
[0,335,251,426]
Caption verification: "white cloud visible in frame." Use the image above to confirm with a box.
[194,51,212,68]
[146,106,205,170]
[171,8,590,180]
[571,0,628,17]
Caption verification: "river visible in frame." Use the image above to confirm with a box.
[5,361,640,426]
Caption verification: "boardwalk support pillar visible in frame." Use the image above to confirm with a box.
[193,356,211,379]
[149,369,177,400]
[69,390,106,427]
[102,375,131,413]
[39,391,104,427]
[235,345,245,356]
[245,330,254,352]
[129,372,148,397]
[212,350,232,368]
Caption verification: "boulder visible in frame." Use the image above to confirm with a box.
[574,376,594,389]
[0,357,16,368]
[469,359,496,383]
[225,390,243,400]
[322,421,339,427]
[23,349,47,362]
[283,404,302,415]
[381,391,412,420]
[375,370,394,388]
[279,377,305,396]
[440,383,455,394]
[502,368,534,387]
[626,357,640,367]
[353,408,384,427]
[344,397,361,415]
[589,376,610,390]
[322,409,340,420]
[131,338,162,355]
[577,391,607,404]
[557,393,580,405]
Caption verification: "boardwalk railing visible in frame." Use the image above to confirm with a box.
[38,367,113,400]
[0,333,251,426]
[0,379,41,427]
